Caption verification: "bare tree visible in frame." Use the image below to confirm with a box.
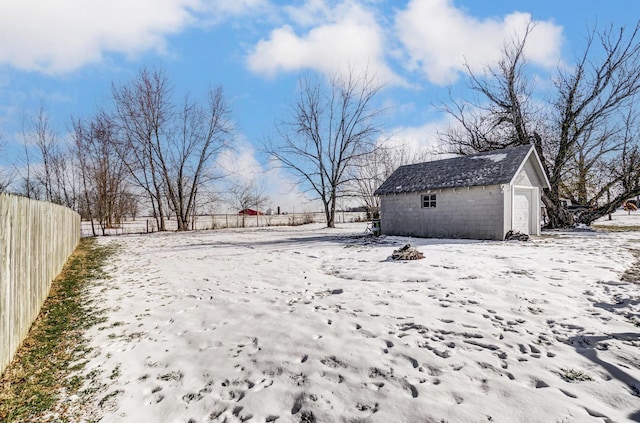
[576,106,640,223]
[73,119,97,235]
[111,66,232,231]
[266,70,385,228]
[111,66,172,231]
[440,25,539,155]
[17,104,78,206]
[348,144,432,218]
[0,134,14,192]
[547,23,640,226]
[163,88,232,230]
[440,22,640,227]
[16,139,39,199]
[72,114,129,236]
[31,104,58,202]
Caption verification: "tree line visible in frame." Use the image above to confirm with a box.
[2,21,640,231]
[3,67,233,235]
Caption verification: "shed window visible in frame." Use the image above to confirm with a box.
[422,194,436,208]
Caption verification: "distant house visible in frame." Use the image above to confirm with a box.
[373,145,550,240]
[238,208,264,216]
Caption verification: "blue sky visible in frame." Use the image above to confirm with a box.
[0,0,638,210]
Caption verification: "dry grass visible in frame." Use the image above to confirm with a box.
[0,237,115,422]
[592,224,640,232]
[557,368,594,383]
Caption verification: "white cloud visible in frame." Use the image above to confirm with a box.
[395,0,563,85]
[385,121,446,155]
[216,139,263,185]
[0,0,266,74]
[283,0,332,27]
[246,1,400,85]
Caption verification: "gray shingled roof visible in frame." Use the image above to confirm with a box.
[374,145,534,195]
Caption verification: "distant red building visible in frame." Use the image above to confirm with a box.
[238,208,264,216]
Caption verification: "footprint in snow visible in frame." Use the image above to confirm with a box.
[453,393,464,404]
[252,378,274,392]
[320,371,344,384]
[182,392,203,404]
[559,388,577,398]
[402,379,419,398]
[531,378,550,389]
[291,393,305,415]
[404,355,419,368]
[320,356,347,368]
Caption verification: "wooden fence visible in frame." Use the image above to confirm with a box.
[0,193,80,375]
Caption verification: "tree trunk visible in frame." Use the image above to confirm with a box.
[324,207,333,227]
[542,190,574,228]
[329,195,337,228]
[327,210,335,228]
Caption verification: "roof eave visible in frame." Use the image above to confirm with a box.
[375,181,511,196]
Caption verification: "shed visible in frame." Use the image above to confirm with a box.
[238,208,264,216]
[373,145,550,240]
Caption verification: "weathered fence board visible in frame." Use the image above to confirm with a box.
[0,193,80,376]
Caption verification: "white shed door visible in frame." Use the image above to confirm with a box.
[513,189,531,234]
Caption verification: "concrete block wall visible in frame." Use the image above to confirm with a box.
[380,185,506,240]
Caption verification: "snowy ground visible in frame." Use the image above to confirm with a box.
[592,209,640,227]
[70,213,640,422]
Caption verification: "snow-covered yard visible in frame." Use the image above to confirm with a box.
[72,215,640,422]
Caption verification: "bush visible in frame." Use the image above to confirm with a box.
[288,213,314,226]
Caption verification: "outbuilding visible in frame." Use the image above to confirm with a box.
[238,208,264,216]
[373,145,550,240]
